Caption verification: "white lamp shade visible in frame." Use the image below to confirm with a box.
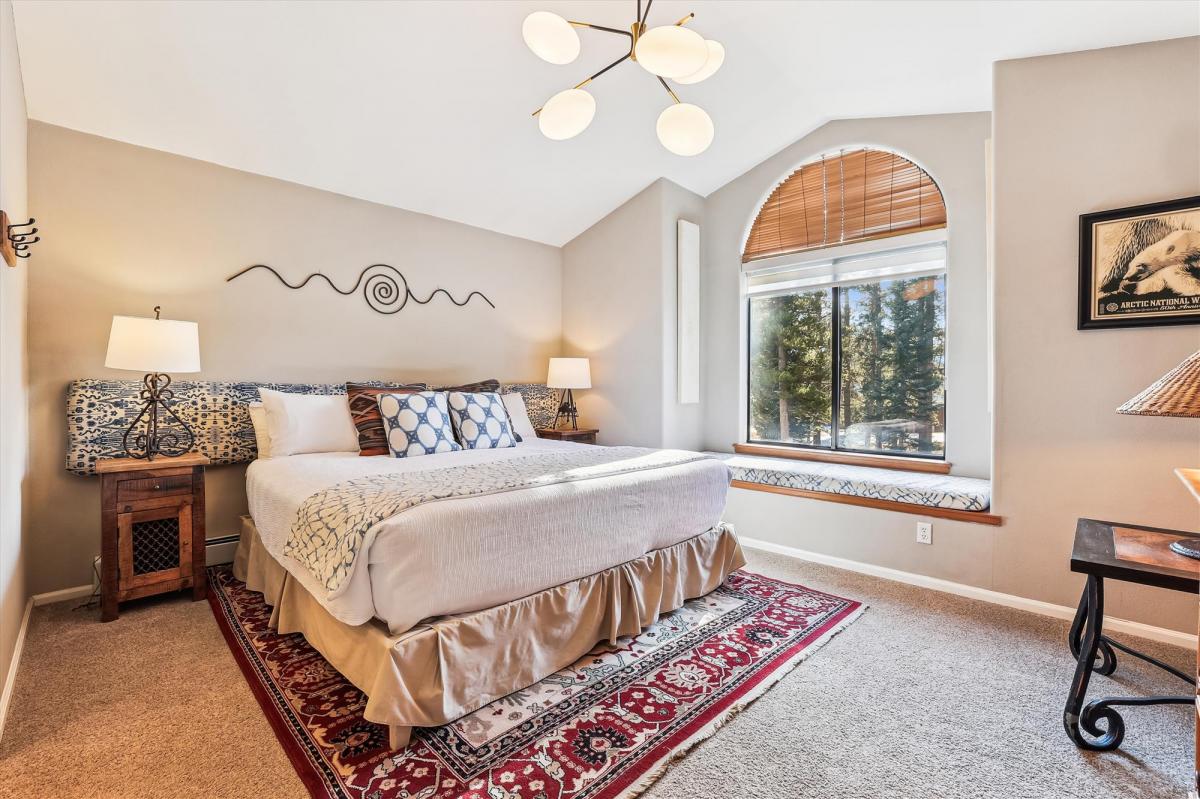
[105,315,201,374]
[523,11,580,65]
[538,89,595,140]
[674,40,724,84]
[547,357,591,389]
[634,25,709,78]
[656,103,714,156]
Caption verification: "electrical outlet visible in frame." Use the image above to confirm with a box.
[916,522,933,545]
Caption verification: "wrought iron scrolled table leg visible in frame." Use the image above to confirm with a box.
[1068,582,1116,676]
[1063,574,1193,751]
[1064,574,1121,750]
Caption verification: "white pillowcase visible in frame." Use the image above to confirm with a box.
[247,402,273,459]
[257,388,359,457]
[501,392,538,443]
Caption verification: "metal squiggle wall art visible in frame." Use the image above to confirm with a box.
[226,263,495,315]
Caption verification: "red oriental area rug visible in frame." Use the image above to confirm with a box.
[208,566,864,799]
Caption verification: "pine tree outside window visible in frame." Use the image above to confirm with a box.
[743,148,948,459]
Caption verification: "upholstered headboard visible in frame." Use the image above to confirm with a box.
[65,379,559,476]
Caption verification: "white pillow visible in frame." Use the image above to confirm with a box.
[247,402,273,459]
[257,388,359,457]
[501,392,538,443]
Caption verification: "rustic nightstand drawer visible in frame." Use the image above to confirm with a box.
[117,474,194,503]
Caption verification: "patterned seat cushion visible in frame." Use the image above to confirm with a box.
[378,392,461,458]
[447,391,517,450]
[708,452,991,511]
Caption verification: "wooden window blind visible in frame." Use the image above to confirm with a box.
[742,148,946,263]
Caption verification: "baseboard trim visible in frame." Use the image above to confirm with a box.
[738,536,1197,650]
[31,584,93,607]
[0,597,33,743]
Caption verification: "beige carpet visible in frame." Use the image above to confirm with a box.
[0,548,1192,798]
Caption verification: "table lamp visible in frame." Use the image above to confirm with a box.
[105,306,201,460]
[1117,348,1200,558]
[547,357,591,430]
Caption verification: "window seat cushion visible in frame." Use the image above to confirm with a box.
[707,452,991,512]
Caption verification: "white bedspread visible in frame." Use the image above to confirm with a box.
[246,439,730,634]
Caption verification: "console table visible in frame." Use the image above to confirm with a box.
[1064,518,1198,751]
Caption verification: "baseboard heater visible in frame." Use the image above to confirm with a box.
[91,534,240,589]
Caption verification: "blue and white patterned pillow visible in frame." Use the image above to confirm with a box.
[447,391,517,450]
[377,391,461,458]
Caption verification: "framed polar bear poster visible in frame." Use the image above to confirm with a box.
[1079,195,1200,329]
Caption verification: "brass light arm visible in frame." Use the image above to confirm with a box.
[568,20,634,38]
[531,52,634,116]
[674,12,695,26]
[657,76,681,105]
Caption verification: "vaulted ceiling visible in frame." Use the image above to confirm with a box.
[11,0,1199,245]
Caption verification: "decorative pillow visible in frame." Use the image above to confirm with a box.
[258,388,359,457]
[447,391,517,450]
[346,382,428,456]
[501,392,537,443]
[378,391,462,458]
[247,402,273,459]
[437,378,500,394]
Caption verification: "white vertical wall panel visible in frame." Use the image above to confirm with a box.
[677,219,701,404]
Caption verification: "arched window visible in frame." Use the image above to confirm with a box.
[743,148,945,262]
[744,148,948,460]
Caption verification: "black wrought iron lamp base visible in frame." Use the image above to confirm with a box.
[1168,540,1200,560]
[122,372,195,461]
[552,388,579,431]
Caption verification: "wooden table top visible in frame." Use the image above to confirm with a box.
[1071,518,1199,593]
[1177,468,1200,504]
[96,452,211,473]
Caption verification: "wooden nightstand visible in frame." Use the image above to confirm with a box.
[97,452,209,622]
[536,428,599,445]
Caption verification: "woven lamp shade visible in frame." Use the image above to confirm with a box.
[1117,350,1200,417]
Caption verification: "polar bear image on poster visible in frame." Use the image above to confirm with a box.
[1090,204,1200,324]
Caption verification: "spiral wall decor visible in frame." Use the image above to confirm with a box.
[226,263,495,315]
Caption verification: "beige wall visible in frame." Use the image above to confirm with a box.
[991,37,1200,631]
[561,178,706,450]
[0,0,29,703]
[26,123,562,594]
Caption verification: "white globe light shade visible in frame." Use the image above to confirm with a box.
[522,11,580,65]
[656,103,714,156]
[634,25,708,78]
[674,40,724,85]
[538,89,596,140]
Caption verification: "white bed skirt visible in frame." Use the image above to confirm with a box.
[232,515,746,729]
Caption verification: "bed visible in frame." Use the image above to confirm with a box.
[234,437,743,748]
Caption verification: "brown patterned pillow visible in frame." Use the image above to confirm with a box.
[436,379,501,394]
[346,382,428,456]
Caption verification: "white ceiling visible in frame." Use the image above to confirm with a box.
[11,1,1199,246]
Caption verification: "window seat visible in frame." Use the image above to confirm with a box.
[707,451,1000,526]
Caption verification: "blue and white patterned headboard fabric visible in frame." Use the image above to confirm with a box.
[65,379,559,476]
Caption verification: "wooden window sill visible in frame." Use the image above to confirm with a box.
[733,442,951,475]
[730,480,1003,526]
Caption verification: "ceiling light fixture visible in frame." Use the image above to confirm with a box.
[525,0,722,156]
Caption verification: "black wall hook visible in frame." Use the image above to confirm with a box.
[5,216,39,261]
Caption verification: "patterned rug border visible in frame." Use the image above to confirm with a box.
[602,596,865,799]
[207,580,335,799]
[208,567,866,799]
